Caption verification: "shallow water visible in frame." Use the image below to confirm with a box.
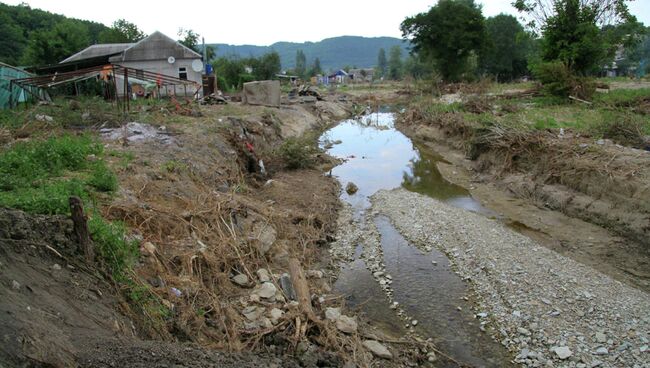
[323,111,512,366]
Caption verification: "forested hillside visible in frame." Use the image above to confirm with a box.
[0,2,108,66]
[209,36,409,71]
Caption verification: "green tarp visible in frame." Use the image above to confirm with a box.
[0,63,36,109]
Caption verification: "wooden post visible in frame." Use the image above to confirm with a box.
[69,196,94,262]
[9,81,14,109]
[288,257,314,317]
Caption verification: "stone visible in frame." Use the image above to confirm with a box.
[255,282,277,299]
[594,347,608,355]
[345,182,359,195]
[325,307,341,321]
[278,274,296,300]
[256,269,270,283]
[52,263,61,270]
[232,274,249,286]
[142,241,156,255]
[242,306,263,321]
[252,223,277,255]
[552,346,572,360]
[269,308,284,324]
[411,320,418,326]
[336,315,358,334]
[11,280,20,290]
[306,270,323,279]
[594,332,607,344]
[639,345,648,353]
[517,327,531,336]
[362,340,392,359]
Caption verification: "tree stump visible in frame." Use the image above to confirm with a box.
[288,257,314,318]
[69,196,94,262]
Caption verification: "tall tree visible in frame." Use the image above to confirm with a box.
[514,0,637,74]
[99,19,146,43]
[252,51,281,80]
[482,14,532,81]
[0,11,26,65]
[22,20,90,65]
[401,0,486,81]
[177,28,200,53]
[388,45,403,80]
[295,49,306,77]
[377,48,387,77]
[309,57,322,76]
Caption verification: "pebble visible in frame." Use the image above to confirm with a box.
[254,282,277,299]
[594,347,608,355]
[325,307,341,321]
[52,263,61,270]
[362,340,392,359]
[552,346,573,360]
[595,332,607,343]
[232,274,249,286]
[11,280,20,290]
[256,269,270,283]
[411,320,418,326]
[336,315,358,334]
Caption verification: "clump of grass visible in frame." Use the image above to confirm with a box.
[277,137,315,169]
[88,215,138,277]
[162,159,187,173]
[0,179,87,214]
[87,161,118,192]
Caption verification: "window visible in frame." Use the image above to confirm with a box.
[179,67,187,80]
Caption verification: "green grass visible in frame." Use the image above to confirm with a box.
[593,88,650,105]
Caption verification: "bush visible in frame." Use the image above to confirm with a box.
[88,216,139,277]
[277,137,314,169]
[87,161,118,192]
[533,61,595,100]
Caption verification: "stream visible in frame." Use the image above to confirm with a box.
[320,110,513,367]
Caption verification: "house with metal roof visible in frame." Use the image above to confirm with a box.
[56,31,204,97]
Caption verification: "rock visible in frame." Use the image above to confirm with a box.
[269,308,284,324]
[373,271,384,277]
[278,273,296,300]
[232,274,249,286]
[242,306,263,321]
[252,222,277,255]
[595,332,607,343]
[11,280,20,290]
[35,114,53,122]
[258,317,273,329]
[552,346,572,360]
[411,320,418,326]
[254,282,277,299]
[476,312,488,318]
[345,182,358,195]
[306,270,323,279]
[639,345,648,353]
[142,241,156,255]
[594,347,608,355]
[256,269,270,283]
[52,263,61,270]
[336,315,358,334]
[325,307,341,321]
[362,340,392,359]
[517,327,531,336]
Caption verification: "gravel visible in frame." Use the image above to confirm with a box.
[371,188,650,368]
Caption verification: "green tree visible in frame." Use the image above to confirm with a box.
[401,0,486,81]
[177,28,200,53]
[515,0,636,75]
[22,20,90,65]
[0,12,26,65]
[99,19,146,43]
[252,51,281,80]
[308,57,322,76]
[482,14,532,81]
[403,54,434,79]
[377,48,387,77]
[388,45,403,80]
[295,49,306,78]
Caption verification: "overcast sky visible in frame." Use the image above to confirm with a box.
[5,0,650,45]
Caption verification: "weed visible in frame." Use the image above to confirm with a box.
[0,179,87,214]
[162,160,187,173]
[88,215,139,277]
[277,137,315,170]
[87,161,118,192]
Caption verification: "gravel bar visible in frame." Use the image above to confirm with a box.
[372,188,649,368]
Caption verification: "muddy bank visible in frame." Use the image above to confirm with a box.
[397,107,650,292]
[373,188,650,368]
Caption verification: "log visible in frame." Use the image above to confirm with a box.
[69,196,94,262]
[288,257,313,317]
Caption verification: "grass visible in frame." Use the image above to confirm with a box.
[593,88,650,106]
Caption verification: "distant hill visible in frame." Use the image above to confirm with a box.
[208,36,410,72]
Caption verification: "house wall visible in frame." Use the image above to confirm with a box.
[113,59,202,98]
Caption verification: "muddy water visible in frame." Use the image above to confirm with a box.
[322,111,512,366]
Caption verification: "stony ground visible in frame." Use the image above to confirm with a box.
[370,188,650,368]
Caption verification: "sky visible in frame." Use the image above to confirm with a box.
[5,0,650,45]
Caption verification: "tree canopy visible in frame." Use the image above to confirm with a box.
[98,19,146,43]
[401,0,486,81]
[377,48,387,77]
[482,14,533,81]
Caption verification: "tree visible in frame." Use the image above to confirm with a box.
[295,49,306,78]
[401,0,486,81]
[99,19,145,43]
[377,48,387,77]
[0,11,26,65]
[22,20,90,65]
[482,14,532,81]
[515,0,637,75]
[177,28,200,53]
[308,57,322,76]
[252,51,281,80]
[388,46,403,80]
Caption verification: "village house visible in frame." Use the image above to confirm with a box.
[59,31,203,97]
[348,68,375,83]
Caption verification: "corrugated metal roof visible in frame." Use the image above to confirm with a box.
[60,43,134,64]
[110,31,202,62]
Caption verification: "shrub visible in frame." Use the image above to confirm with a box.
[533,61,595,100]
[87,161,118,192]
[88,215,139,277]
[277,137,314,169]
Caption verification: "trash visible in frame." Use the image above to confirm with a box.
[298,85,323,101]
[199,93,228,105]
[170,287,182,297]
[35,114,54,123]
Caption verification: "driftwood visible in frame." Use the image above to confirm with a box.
[288,257,314,317]
[69,196,94,262]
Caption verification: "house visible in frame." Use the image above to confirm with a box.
[328,70,348,84]
[59,31,203,97]
[348,68,374,83]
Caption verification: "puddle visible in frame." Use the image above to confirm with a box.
[320,112,492,216]
[324,111,512,366]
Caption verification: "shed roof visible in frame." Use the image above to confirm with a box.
[109,31,202,63]
[60,43,134,64]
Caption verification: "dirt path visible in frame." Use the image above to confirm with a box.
[372,188,649,368]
